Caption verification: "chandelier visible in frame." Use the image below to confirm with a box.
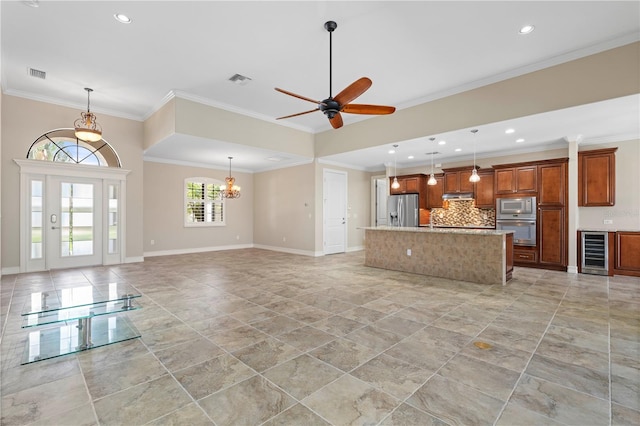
[74,88,103,142]
[222,156,241,199]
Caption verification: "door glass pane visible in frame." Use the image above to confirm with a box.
[60,182,94,257]
[108,184,118,254]
[31,180,43,259]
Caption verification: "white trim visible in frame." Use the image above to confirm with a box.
[1,266,21,275]
[15,159,129,272]
[144,243,254,258]
[253,244,322,257]
[317,158,371,172]
[346,246,364,253]
[125,256,144,264]
[14,159,130,180]
[567,266,578,274]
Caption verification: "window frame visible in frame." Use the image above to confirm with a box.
[184,177,226,227]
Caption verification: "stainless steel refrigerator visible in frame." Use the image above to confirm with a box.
[387,194,419,227]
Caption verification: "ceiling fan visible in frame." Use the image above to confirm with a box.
[275,21,396,129]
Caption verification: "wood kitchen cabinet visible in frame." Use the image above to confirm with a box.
[426,174,444,209]
[578,147,617,206]
[474,168,495,208]
[443,167,474,194]
[494,164,537,194]
[538,160,566,206]
[389,175,421,195]
[496,158,568,271]
[614,231,640,277]
[538,207,565,267]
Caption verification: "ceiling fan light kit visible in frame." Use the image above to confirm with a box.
[275,20,395,129]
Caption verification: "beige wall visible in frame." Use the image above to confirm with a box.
[144,98,176,150]
[143,161,253,254]
[315,42,640,157]
[578,139,640,231]
[253,162,316,253]
[0,95,144,270]
[174,97,314,157]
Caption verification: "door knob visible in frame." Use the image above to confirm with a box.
[51,226,60,230]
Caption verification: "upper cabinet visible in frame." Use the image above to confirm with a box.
[538,160,567,206]
[389,175,421,195]
[578,147,617,206]
[474,168,495,208]
[443,167,474,194]
[494,165,537,194]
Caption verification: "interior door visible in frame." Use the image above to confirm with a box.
[47,176,103,269]
[324,169,347,254]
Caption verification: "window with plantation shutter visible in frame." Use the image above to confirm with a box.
[185,178,225,226]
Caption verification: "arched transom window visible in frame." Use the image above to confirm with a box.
[26,128,121,167]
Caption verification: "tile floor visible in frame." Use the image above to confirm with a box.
[1,248,639,425]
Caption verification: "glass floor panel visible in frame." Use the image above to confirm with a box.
[22,282,140,316]
[22,301,141,328]
[22,315,141,364]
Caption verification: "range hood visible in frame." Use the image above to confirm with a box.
[442,192,474,200]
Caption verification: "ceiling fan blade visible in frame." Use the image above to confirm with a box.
[334,77,372,106]
[275,88,324,105]
[342,104,396,115]
[329,112,343,129]
[276,108,319,120]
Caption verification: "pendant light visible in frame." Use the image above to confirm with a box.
[469,129,480,183]
[391,144,400,189]
[74,88,103,142]
[427,137,437,186]
[222,157,241,199]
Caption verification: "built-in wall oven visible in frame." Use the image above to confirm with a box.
[496,196,537,246]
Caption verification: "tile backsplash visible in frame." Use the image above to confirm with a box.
[431,200,495,227]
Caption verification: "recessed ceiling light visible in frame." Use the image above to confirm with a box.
[407,155,414,159]
[114,13,132,24]
[516,138,525,143]
[455,148,462,152]
[438,140,446,145]
[505,128,515,134]
[388,149,395,154]
[519,25,535,35]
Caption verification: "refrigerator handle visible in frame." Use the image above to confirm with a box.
[399,198,404,227]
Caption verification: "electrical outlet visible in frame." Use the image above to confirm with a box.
[150,239,155,245]
[603,219,613,224]
[407,249,412,256]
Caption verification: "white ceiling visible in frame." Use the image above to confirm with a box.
[2,1,639,172]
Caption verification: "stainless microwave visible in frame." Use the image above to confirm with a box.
[496,197,536,220]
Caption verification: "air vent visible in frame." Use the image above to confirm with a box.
[229,73,251,86]
[28,68,46,79]
[425,151,440,155]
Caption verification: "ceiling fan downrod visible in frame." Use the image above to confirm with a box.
[324,21,337,98]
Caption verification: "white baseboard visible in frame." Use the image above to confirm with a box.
[125,256,144,264]
[253,244,321,257]
[347,245,364,252]
[1,266,21,276]
[143,244,254,258]
[567,265,578,274]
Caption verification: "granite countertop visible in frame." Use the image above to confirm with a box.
[363,226,513,235]
[420,225,495,229]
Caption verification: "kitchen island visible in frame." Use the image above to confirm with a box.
[363,226,514,285]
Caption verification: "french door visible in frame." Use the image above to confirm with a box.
[17,159,129,272]
[46,176,103,269]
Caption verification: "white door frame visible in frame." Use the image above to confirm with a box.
[323,168,348,255]
[371,175,388,226]
[15,159,130,272]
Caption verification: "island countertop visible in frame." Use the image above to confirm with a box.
[363,226,514,285]
[362,226,511,235]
